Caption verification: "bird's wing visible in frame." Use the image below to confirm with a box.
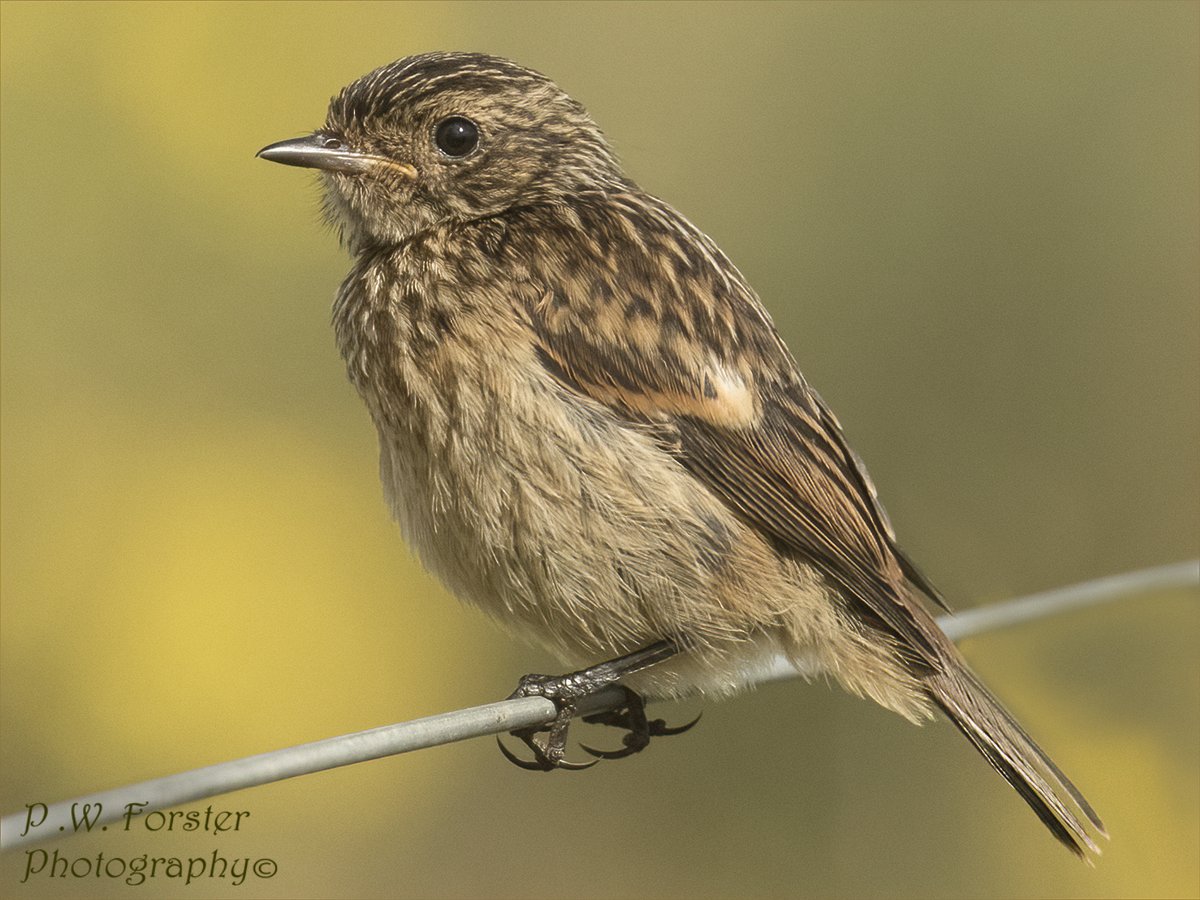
[515,198,947,663]
[511,199,1105,857]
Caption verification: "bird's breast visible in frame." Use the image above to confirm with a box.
[331,245,832,693]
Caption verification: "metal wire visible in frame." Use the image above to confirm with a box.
[2,560,1195,850]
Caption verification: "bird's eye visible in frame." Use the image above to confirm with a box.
[434,117,479,158]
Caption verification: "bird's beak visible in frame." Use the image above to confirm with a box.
[256,134,416,178]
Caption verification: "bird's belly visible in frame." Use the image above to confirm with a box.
[372,374,829,697]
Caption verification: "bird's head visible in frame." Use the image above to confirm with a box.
[258,52,625,249]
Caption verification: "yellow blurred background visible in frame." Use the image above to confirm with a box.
[2,2,1197,897]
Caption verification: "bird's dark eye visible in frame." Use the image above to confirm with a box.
[434,117,479,158]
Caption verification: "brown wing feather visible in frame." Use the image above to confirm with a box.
[517,194,944,659]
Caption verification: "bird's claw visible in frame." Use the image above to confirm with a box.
[578,690,702,759]
[578,739,642,760]
[496,733,597,771]
[651,711,703,736]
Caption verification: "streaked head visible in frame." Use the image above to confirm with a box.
[258,52,625,249]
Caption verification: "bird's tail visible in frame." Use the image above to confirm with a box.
[926,656,1107,860]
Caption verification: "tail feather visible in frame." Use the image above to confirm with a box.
[928,662,1106,859]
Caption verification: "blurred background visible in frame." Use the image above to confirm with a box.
[2,2,1197,897]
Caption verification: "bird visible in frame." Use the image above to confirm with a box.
[258,51,1105,858]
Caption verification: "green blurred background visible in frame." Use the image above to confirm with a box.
[2,1,1197,897]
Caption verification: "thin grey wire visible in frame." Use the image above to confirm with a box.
[2,560,1195,850]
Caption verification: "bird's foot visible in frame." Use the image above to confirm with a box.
[496,671,607,771]
[495,640,693,770]
[580,686,702,759]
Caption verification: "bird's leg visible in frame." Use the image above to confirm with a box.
[497,639,696,770]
